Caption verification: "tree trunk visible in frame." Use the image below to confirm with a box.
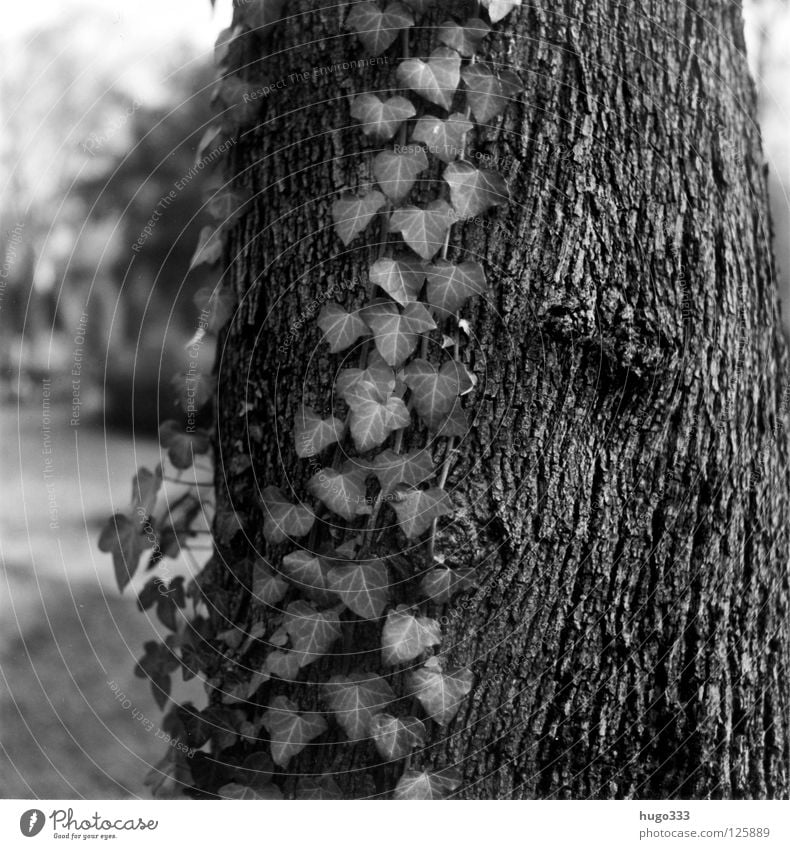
[199,0,790,799]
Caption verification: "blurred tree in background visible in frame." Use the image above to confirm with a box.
[0,10,219,432]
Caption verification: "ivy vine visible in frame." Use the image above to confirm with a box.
[99,0,524,800]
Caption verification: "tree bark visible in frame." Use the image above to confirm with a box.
[199,0,790,799]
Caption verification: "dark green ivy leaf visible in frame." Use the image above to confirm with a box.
[409,658,473,725]
[317,303,371,353]
[332,190,387,246]
[397,47,461,111]
[371,448,434,494]
[437,17,491,57]
[308,465,371,521]
[363,299,437,367]
[294,406,344,458]
[324,673,395,741]
[461,63,522,124]
[394,766,462,799]
[369,714,426,761]
[369,256,426,305]
[261,486,316,544]
[402,358,461,426]
[425,259,487,314]
[391,487,454,539]
[261,696,328,768]
[420,567,476,603]
[327,559,390,619]
[411,112,473,163]
[350,93,416,141]
[480,0,523,23]
[158,420,211,469]
[284,600,343,668]
[390,200,455,260]
[295,775,344,799]
[443,161,510,220]
[373,147,429,202]
[252,558,288,606]
[345,2,415,56]
[381,606,442,665]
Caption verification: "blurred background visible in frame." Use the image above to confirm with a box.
[0,0,788,798]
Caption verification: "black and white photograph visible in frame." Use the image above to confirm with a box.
[1,0,789,842]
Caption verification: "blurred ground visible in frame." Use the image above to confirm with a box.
[0,398,201,799]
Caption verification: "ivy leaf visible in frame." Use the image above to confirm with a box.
[218,783,283,800]
[349,395,411,452]
[294,406,344,458]
[381,606,442,665]
[332,190,387,246]
[281,550,337,605]
[317,303,370,353]
[345,2,415,56]
[462,64,522,123]
[444,161,510,220]
[373,147,429,202]
[336,358,396,406]
[295,775,343,800]
[411,113,473,163]
[189,226,223,270]
[390,200,455,260]
[261,486,316,544]
[432,404,468,438]
[441,360,476,395]
[392,487,454,539]
[284,600,343,667]
[131,465,163,519]
[438,18,491,57]
[308,466,370,521]
[252,558,288,606]
[397,47,462,111]
[134,640,178,709]
[327,559,390,619]
[371,448,434,494]
[205,184,252,226]
[363,299,436,367]
[394,767,462,799]
[409,661,473,726]
[425,259,487,315]
[261,696,328,768]
[369,256,426,306]
[158,421,210,469]
[98,514,152,592]
[324,673,395,741]
[264,649,302,681]
[420,567,476,603]
[369,714,426,761]
[480,0,523,23]
[402,359,461,425]
[350,94,416,141]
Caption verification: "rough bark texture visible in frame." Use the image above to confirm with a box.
[201,0,790,798]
